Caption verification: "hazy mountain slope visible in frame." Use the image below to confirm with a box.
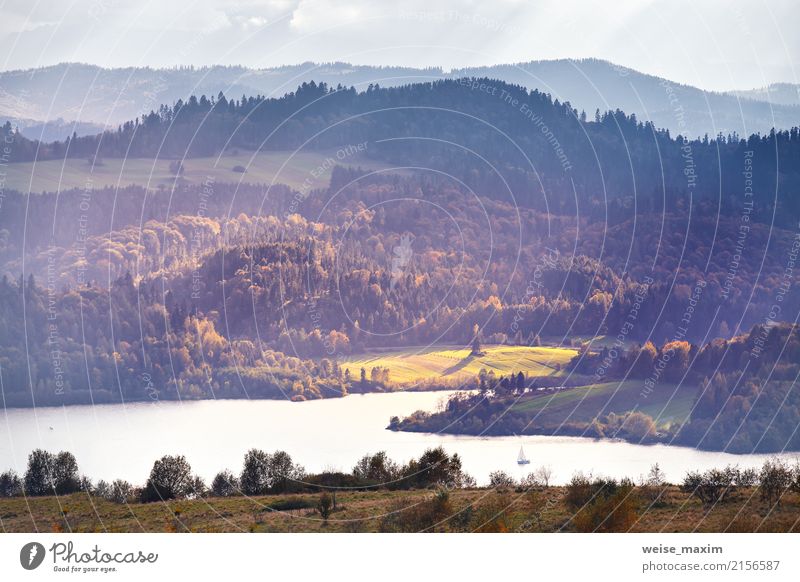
[1,60,798,138]
[457,60,800,138]
[0,117,106,142]
[729,83,800,107]
[0,62,439,132]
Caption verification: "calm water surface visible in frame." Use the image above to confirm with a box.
[1,392,794,485]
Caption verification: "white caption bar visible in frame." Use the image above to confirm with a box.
[1,533,797,581]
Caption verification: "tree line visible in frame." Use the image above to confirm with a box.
[4,77,800,228]
[4,448,800,533]
[0,446,472,503]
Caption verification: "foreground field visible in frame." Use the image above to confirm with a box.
[341,344,578,385]
[3,149,393,192]
[2,487,799,533]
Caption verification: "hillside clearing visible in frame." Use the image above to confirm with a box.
[340,344,578,385]
[512,380,697,428]
[2,149,395,192]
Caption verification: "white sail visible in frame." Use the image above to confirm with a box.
[517,445,530,464]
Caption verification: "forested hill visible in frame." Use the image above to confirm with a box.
[2,60,797,137]
[3,78,800,227]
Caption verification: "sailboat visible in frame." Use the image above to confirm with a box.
[517,444,530,465]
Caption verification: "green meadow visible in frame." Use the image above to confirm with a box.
[512,380,697,428]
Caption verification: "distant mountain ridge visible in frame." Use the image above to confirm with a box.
[1,60,798,139]
[729,82,800,107]
[0,117,105,143]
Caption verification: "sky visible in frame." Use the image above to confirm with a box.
[0,0,798,91]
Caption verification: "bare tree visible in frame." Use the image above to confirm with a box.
[535,466,553,488]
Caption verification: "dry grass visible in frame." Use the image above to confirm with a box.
[3,487,799,533]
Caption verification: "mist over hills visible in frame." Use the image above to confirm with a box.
[730,82,800,107]
[2,59,798,140]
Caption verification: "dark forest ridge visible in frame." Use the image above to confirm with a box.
[2,59,798,140]
[4,76,799,230]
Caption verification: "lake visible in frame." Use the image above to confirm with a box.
[1,391,794,485]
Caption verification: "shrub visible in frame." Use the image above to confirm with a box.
[52,452,81,494]
[189,476,207,498]
[620,411,657,439]
[317,492,333,521]
[488,470,516,490]
[268,450,303,494]
[641,463,668,506]
[471,493,513,533]
[94,480,111,498]
[240,449,270,495]
[109,480,134,504]
[306,471,365,489]
[79,476,93,493]
[239,449,304,495]
[759,458,792,507]
[23,449,81,496]
[399,447,468,489]
[0,470,22,497]
[379,488,453,532]
[566,473,637,530]
[211,470,240,497]
[352,451,398,485]
[519,473,542,490]
[565,472,593,509]
[737,467,758,488]
[682,466,743,505]
[268,497,315,512]
[141,455,194,502]
[573,482,639,532]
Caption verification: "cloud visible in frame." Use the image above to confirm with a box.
[288,0,373,33]
[222,0,298,29]
[0,0,796,91]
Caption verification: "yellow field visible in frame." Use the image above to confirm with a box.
[3,149,394,192]
[341,344,578,385]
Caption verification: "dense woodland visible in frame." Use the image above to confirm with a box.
[3,171,798,408]
[4,77,800,227]
[1,78,799,453]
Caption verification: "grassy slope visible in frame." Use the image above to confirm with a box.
[513,380,698,428]
[341,345,578,384]
[3,150,393,192]
[1,488,797,533]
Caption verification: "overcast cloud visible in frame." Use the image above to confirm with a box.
[0,0,797,91]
